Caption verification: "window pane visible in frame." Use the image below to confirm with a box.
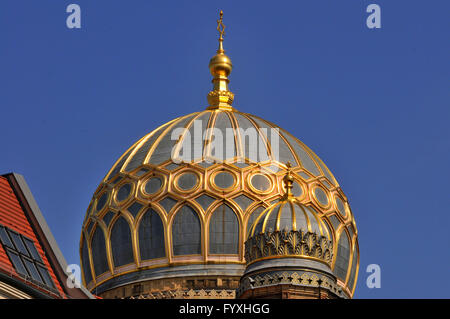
[22,258,43,283]
[209,204,239,254]
[0,226,14,248]
[172,206,201,256]
[37,264,55,288]
[139,209,165,260]
[6,250,28,276]
[110,217,134,267]
[22,237,42,262]
[91,227,109,276]
[8,232,30,257]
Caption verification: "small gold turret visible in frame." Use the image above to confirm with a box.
[207,10,235,110]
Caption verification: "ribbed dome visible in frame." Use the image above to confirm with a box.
[79,11,359,299]
[247,198,332,242]
[103,109,339,184]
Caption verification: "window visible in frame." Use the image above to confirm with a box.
[110,217,134,267]
[209,204,239,254]
[0,224,55,289]
[138,208,165,260]
[172,205,201,256]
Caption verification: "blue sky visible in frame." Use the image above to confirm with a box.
[0,0,449,298]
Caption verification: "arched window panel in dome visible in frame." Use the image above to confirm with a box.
[248,116,297,165]
[233,113,270,163]
[172,206,201,256]
[209,204,239,254]
[347,244,359,292]
[81,236,93,285]
[102,211,116,228]
[279,131,321,176]
[110,217,134,267]
[246,206,264,238]
[91,227,109,277]
[334,231,351,282]
[148,115,196,165]
[124,124,169,172]
[206,111,236,162]
[138,209,165,260]
[328,214,341,232]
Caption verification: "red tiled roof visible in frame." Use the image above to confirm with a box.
[0,176,66,298]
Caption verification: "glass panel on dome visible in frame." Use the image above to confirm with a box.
[128,202,144,218]
[177,172,198,190]
[209,204,239,254]
[91,227,109,276]
[297,171,311,180]
[102,211,116,227]
[314,187,329,206]
[195,194,216,212]
[265,205,279,232]
[311,153,336,186]
[293,205,307,232]
[348,245,358,291]
[291,181,303,197]
[232,194,254,213]
[96,193,108,212]
[214,171,235,189]
[336,197,347,218]
[234,113,270,163]
[145,177,162,195]
[124,124,168,172]
[117,183,132,202]
[280,131,321,176]
[248,116,297,165]
[139,209,165,260]
[182,112,211,163]
[335,231,350,281]
[165,163,180,171]
[107,148,135,181]
[159,197,177,214]
[211,111,236,161]
[328,214,341,232]
[172,206,201,256]
[304,206,321,235]
[135,168,149,176]
[278,203,293,232]
[251,174,271,192]
[246,206,264,238]
[81,237,93,284]
[148,115,196,165]
[110,217,134,267]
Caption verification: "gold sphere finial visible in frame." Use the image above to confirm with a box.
[207,10,234,110]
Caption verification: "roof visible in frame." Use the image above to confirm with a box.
[0,173,94,299]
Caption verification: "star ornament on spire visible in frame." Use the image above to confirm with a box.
[217,10,225,40]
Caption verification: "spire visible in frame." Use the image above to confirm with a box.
[207,10,235,110]
[283,162,294,198]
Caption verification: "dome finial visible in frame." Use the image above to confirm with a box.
[207,10,235,110]
[283,162,294,198]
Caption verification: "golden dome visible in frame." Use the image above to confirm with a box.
[79,11,359,299]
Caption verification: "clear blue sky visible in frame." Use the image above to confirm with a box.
[0,0,448,298]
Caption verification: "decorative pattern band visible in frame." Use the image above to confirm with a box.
[244,230,333,266]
